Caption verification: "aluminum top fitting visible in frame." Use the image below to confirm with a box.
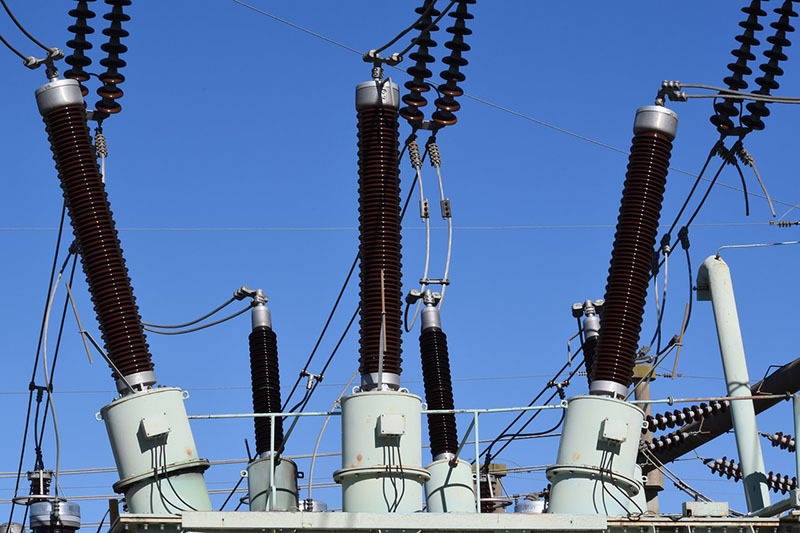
[29,501,81,530]
[116,369,156,396]
[633,105,678,141]
[589,379,629,399]
[360,371,401,391]
[251,303,272,329]
[355,79,400,111]
[420,303,442,330]
[35,78,83,116]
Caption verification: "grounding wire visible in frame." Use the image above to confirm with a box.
[6,202,67,530]
[143,305,252,335]
[40,249,78,499]
[141,297,236,328]
[0,0,51,52]
[35,253,78,462]
[307,370,359,500]
[229,2,800,216]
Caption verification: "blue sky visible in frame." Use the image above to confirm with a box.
[2,0,800,523]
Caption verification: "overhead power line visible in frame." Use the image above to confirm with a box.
[228,0,800,214]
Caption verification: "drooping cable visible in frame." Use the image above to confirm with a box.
[403,138,431,332]
[143,305,251,335]
[0,0,52,52]
[142,297,236,329]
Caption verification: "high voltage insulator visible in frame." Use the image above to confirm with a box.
[704,457,798,494]
[36,79,154,391]
[644,400,730,434]
[590,106,677,398]
[645,429,690,452]
[431,0,476,127]
[743,0,799,130]
[417,291,458,459]
[763,431,796,452]
[711,0,765,135]
[249,298,284,457]
[355,80,404,389]
[400,0,440,125]
[64,0,96,97]
[96,0,131,114]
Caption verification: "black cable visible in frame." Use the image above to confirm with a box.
[684,158,728,229]
[0,29,26,60]
[396,1,457,58]
[731,157,750,216]
[374,0,441,54]
[95,509,110,533]
[683,245,693,335]
[143,305,251,335]
[479,355,584,461]
[162,445,198,511]
[6,202,67,528]
[142,297,235,328]
[219,476,245,511]
[0,0,51,51]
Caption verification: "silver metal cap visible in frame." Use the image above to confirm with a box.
[589,379,629,399]
[420,305,442,330]
[360,372,400,391]
[35,79,83,116]
[116,369,157,396]
[355,80,400,111]
[633,105,678,140]
[29,502,80,530]
[582,314,600,339]
[251,304,272,329]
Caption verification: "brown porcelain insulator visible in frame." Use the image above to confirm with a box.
[356,98,403,379]
[42,104,153,378]
[591,111,676,396]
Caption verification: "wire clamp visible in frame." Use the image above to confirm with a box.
[300,370,322,390]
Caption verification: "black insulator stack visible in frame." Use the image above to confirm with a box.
[592,129,674,393]
[765,431,796,451]
[431,0,475,127]
[419,326,458,458]
[399,0,440,125]
[711,0,765,135]
[96,0,130,114]
[43,105,153,378]
[249,325,284,456]
[743,0,799,130]
[581,336,597,387]
[705,457,798,494]
[64,0,96,97]
[644,400,730,434]
[357,103,403,377]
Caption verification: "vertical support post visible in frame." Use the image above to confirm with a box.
[269,415,276,511]
[793,395,800,483]
[633,367,663,513]
[696,255,770,512]
[474,412,481,514]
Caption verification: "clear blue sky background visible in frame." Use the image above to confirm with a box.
[2,0,800,524]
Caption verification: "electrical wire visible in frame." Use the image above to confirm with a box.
[219,475,245,511]
[404,145,431,332]
[0,0,51,52]
[143,305,251,335]
[5,202,67,529]
[142,297,236,328]
[372,0,441,54]
[0,29,25,60]
[433,158,453,309]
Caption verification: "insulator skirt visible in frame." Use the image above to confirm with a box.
[581,335,597,387]
[249,325,284,455]
[43,104,153,378]
[357,106,403,377]
[419,326,458,458]
[592,132,673,390]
